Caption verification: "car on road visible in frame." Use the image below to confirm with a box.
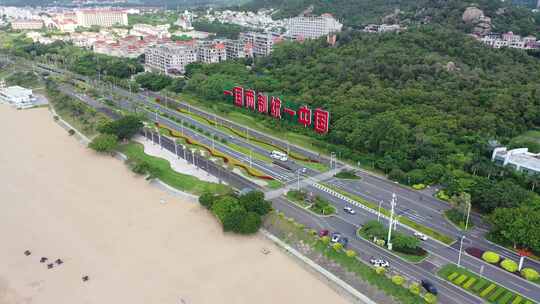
[338,237,349,248]
[370,258,389,268]
[414,232,428,241]
[331,232,341,243]
[421,279,438,295]
[343,206,356,214]
[318,229,329,237]
[301,167,307,174]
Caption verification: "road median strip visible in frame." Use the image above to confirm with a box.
[316,183,455,245]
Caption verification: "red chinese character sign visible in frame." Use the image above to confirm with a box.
[224,86,330,135]
[314,108,330,134]
[270,97,282,119]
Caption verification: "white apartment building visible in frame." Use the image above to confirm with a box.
[0,85,36,109]
[145,43,197,75]
[131,23,171,39]
[11,19,43,30]
[285,14,342,39]
[197,41,226,63]
[492,147,540,175]
[224,39,253,60]
[480,32,539,50]
[240,31,280,56]
[75,9,128,28]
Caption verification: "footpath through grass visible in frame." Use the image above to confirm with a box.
[117,142,231,196]
[322,183,455,245]
[438,264,536,304]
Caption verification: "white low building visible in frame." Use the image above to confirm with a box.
[0,85,36,109]
[492,147,540,175]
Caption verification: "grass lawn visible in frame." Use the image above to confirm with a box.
[266,179,283,190]
[266,212,427,304]
[443,209,474,231]
[438,264,535,304]
[117,142,231,196]
[357,229,428,263]
[322,183,455,245]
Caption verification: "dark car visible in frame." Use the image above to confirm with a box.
[318,229,329,237]
[421,280,438,295]
[338,237,349,248]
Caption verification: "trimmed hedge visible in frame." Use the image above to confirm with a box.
[482,251,501,264]
[500,259,518,273]
[463,277,476,289]
[448,272,459,281]
[472,279,489,292]
[409,282,421,295]
[497,292,515,304]
[489,288,506,302]
[392,275,405,286]
[424,293,437,303]
[480,284,497,298]
[454,274,468,285]
[511,296,522,304]
[521,268,540,281]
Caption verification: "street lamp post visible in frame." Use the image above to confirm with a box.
[464,201,471,231]
[458,235,466,267]
[377,200,383,222]
[297,169,301,191]
[387,193,397,250]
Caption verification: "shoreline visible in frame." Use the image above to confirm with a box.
[0,105,351,304]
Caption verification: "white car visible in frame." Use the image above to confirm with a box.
[414,232,428,241]
[370,258,389,268]
[343,206,356,214]
[331,232,341,243]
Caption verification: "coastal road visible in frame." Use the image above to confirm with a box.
[271,196,483,304]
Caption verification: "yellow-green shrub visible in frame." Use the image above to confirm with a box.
[392,275,405,286]
[521,268,539,281]
[500,259,518,273]
[482,251,500,264]
[409,283,421,295]
[345,250,357,258]
[424,293,437,303]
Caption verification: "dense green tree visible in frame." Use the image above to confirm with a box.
[238,190,272,216]
[88,134,118,153]
[98,115,143,140]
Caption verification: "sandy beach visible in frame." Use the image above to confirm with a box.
[0,105,349,304]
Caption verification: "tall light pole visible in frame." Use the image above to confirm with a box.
[297,169,301,191]
[464,201,471,231]
[377,200,383,222]
[458,235,466,267]
[387,193,397,251]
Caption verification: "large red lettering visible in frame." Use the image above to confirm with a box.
[270,96,282,119]
[257,93,268,114]
[245,89,255,110]
[233,86,244,107]
[297,106,312,127]
[314,108,330,134]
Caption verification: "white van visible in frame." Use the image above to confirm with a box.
[270,150,288,161]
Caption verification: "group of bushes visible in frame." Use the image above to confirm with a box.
[360,220,426,257]
[466,248,540,282]
[199,190,271,234]
[440,264,534,304]
[334,169,360,180]
[89,114,144,153]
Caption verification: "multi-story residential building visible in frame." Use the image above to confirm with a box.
[131,23,171,39]
[224,39,253,60]
[75,9,128,28]
[480,32,539,50]
[240,31,280,56]
[492,147,540,175]
[144,43,197,75]
[11,19,43,30]
[197,41,227,63]
[285,14,342,39]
